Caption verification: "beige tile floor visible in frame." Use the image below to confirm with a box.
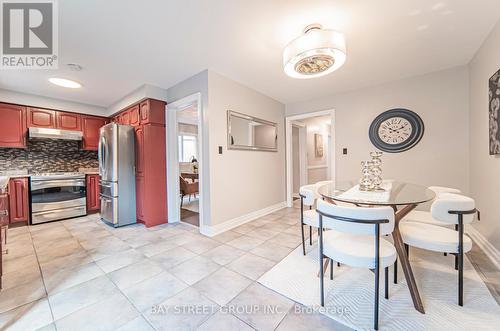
[0,204,498,331]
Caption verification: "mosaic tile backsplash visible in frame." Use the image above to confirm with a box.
[0,139,98,173]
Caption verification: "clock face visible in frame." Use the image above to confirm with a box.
[369,109,424,153]
[377,117,413,145]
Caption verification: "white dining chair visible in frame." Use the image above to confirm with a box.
[299,184,320,255]
[316,199,397,330]
[315,180,333,187]
[399,193,476,306]
[402,186,462,227]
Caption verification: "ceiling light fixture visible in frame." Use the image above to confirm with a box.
[48,78,82,89]
[283,24,346,79]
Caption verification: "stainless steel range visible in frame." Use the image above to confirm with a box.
[30,172,87,224]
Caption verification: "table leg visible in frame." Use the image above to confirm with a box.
[392,204,425,314]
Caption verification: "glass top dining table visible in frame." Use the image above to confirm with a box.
[316,180,436,314]
[317,180,436,206]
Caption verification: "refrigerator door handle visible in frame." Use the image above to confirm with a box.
[98,136,106,177]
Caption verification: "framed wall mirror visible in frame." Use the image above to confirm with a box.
[227,111,278,152]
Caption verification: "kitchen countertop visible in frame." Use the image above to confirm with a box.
[79,168,99,175]
[0,169,100,189]
[0,170,30,188]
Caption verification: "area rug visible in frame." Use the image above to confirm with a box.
[258,244,500,330]
[181,198,199,213]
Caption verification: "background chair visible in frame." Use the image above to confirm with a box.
[179,176,199,207]
[399,193,476,306]
[316,199,397,330]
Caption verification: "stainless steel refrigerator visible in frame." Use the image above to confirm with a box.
[98,123,136,227]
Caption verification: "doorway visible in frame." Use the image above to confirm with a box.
[166,93,205,231]
[285,110,335,207]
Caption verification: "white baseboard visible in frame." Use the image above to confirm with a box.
[466,224,500,270]
[200,201,287,237]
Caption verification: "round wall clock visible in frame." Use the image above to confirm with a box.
[369,108,424,153]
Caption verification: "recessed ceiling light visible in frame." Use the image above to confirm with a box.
[283,24,346,79]
[48,78,82,89]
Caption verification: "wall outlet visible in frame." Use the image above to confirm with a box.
[218,146,223,154]
[343,148,348,155]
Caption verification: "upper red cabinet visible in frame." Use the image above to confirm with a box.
[120,111,130,125]
[139,99,165,125]
[56,112,81,131]
[0,103,27,148]
[129,105,140,127]
[27,107,56,128]
[82,116,108,150]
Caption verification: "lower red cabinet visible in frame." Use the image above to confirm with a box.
[8,178,29,224]
[86,174,100,212]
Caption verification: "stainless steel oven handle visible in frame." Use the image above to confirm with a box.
[33,206,86,216]
[31,179,85,190]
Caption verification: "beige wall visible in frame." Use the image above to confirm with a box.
[208,71,286,226]
[286,66,470,194]
[300,115,331,184]
[469,20,500,250]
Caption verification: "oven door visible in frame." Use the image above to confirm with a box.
[31,178,86,213]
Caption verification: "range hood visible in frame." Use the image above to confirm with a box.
[29,127,83,141]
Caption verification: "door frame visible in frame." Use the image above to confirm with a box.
[165,92,206,233]
[285,109,336,207]
[291,121,307,197]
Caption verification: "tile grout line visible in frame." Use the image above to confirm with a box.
[26,225,57,330]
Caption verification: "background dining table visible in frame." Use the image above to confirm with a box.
[317,180,435,314]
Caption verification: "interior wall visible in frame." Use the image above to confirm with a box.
[469,20,500,250]
[300,116,331,184]
[208,71,286,226]
[286,66,470,194]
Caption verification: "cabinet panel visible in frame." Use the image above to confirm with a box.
[8,178,29,223]
[86,175,100,212]
[56,112,81,131]
[120,111,130,125]
[134,126,144,177]
[139,100,150,124]
[136,176,145,221]
[129,105,140,127]
[82,116,108,151]
[27,108,56,128]
[0,103,27,148]
[140,99,166,125]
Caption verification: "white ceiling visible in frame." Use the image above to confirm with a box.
[0,0,498,108]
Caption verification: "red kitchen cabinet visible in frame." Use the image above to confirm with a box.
[113,99,167,227]
[86,174,100,212]
[139,99,165,125]
[120,111,130,125]
[135,176,145,221]
[27,108,56,128]
[139,122,167,227]
[134,126,144,177]
[82,116,108,150]
[8,178,29,224]
[56,112,81,131]
[0,103,27,148]
[128,105,140,127]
